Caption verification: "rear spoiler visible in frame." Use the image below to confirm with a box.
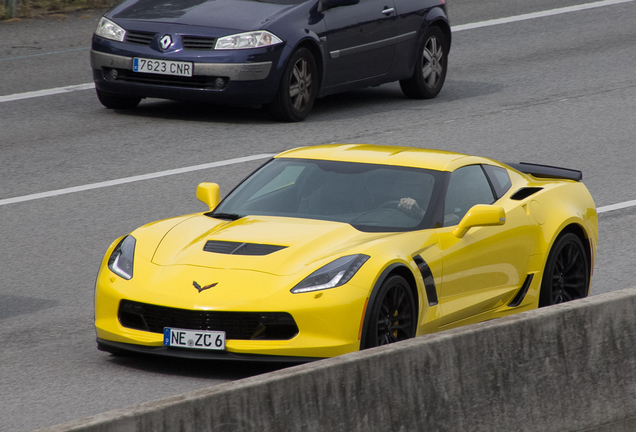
[506,162,582,182]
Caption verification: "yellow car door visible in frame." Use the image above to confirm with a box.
[436,165,534,328]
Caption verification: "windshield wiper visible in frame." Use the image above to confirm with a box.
[207,212,244,221]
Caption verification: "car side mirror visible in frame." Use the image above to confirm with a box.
[452,204,506,238]
[196,182,220,211]
[319,0,359,11]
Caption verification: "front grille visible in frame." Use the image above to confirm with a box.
[111,69,220,89]
[204,240,287,256]
[183,36,216,50]
[125,31,155,46]
[118,300,299,340]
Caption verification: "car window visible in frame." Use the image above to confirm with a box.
[483,165,512,199]
[213,158,442,232]
[444,165,495,226]
[249,165,305,200]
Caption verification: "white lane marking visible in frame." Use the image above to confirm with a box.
[597,200,636,214]
[453,0,635,32]
[1,0,633,104]
[0,154,274,207]
[0,83,94,103]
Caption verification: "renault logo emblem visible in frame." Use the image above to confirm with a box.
[160,35,173,50]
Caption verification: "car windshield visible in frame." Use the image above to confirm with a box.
[211,158,441,231]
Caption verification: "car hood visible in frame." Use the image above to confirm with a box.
[150,214,390,276]
[110,0,302,31]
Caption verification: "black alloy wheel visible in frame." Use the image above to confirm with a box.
[539,232,589,307]
[400,26,448,99]
[269,47,317,122]
[364,275,416,348]
[96,88,141,109]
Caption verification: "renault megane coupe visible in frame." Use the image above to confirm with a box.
[90,0,450,121]
[95,144,598,361]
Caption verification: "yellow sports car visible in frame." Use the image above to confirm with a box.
[95,144,597,361]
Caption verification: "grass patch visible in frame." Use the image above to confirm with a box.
[1,0,115,19]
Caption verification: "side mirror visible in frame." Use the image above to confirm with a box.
[452,204,506,238]
[196,182,220,211]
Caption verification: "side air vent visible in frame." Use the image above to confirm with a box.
[511,187,543,201]
[125,31,155,46]
[508,274,534,307]
[204,240,287,256]
[413,255,438,306]
[183,36,216,50]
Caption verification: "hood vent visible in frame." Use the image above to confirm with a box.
[204,240,287,256]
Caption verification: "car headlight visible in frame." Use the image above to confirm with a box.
[108,236,136,280]
[291,254,370,294]
[95,17,126,42]
[215,31,283,50]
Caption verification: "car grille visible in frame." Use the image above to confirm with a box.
[125,31,155,46]
[118,300,299,340]
[204,240,287,256]
[183,36,216,50]
[111,70,220,89]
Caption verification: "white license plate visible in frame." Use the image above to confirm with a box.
[133,58,193,77]
[163,328,226,351]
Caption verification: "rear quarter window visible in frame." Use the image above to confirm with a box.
[483,165,512,200]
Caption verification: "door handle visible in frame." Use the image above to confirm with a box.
[382,7,395,15]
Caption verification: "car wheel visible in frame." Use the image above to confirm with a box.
[96,89,141,109]
[400,26,448,99]
[269,47,317,122]
[539,232,589,307]
[363,275,416,348]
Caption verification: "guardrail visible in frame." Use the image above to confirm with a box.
[36,287,636,432]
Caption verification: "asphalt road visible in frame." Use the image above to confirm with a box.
[1,0,636,430]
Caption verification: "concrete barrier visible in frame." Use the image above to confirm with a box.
[37,287,636,432]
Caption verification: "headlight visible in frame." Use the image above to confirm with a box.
[108,236,136,280]
[95,17,126,42]
[215,31,283,50]
[291,254,370,294]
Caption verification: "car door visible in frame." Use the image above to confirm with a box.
[321,0,398,87]
[436,165,534,328]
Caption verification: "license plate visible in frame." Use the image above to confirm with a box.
[133,58,193,77]
[163,328,226,351]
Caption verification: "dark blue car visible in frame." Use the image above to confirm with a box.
[91,0,450,121]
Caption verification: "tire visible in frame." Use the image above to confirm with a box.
[363,275,417,348]
[539,232,589,307]
[400,26,448,99]
[96,88,141,109]
[268,47,317,122]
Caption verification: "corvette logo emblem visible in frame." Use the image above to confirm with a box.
[193,281,218,293]
[160,35,173,50]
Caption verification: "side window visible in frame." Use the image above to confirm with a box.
[483,165,512,199]
[444,165,495,226]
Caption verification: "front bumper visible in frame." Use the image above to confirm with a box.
[97,338,324,362]
[95,259,370,360]
[90,39,286,106]
[91,50,273,82]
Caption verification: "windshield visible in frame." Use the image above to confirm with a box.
[212,158,441,231]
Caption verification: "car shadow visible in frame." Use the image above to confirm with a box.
[310,79,504,120]
[104,351,305,380]
[109,79,502,124]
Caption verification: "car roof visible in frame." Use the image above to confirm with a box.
[276,144,490,172]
